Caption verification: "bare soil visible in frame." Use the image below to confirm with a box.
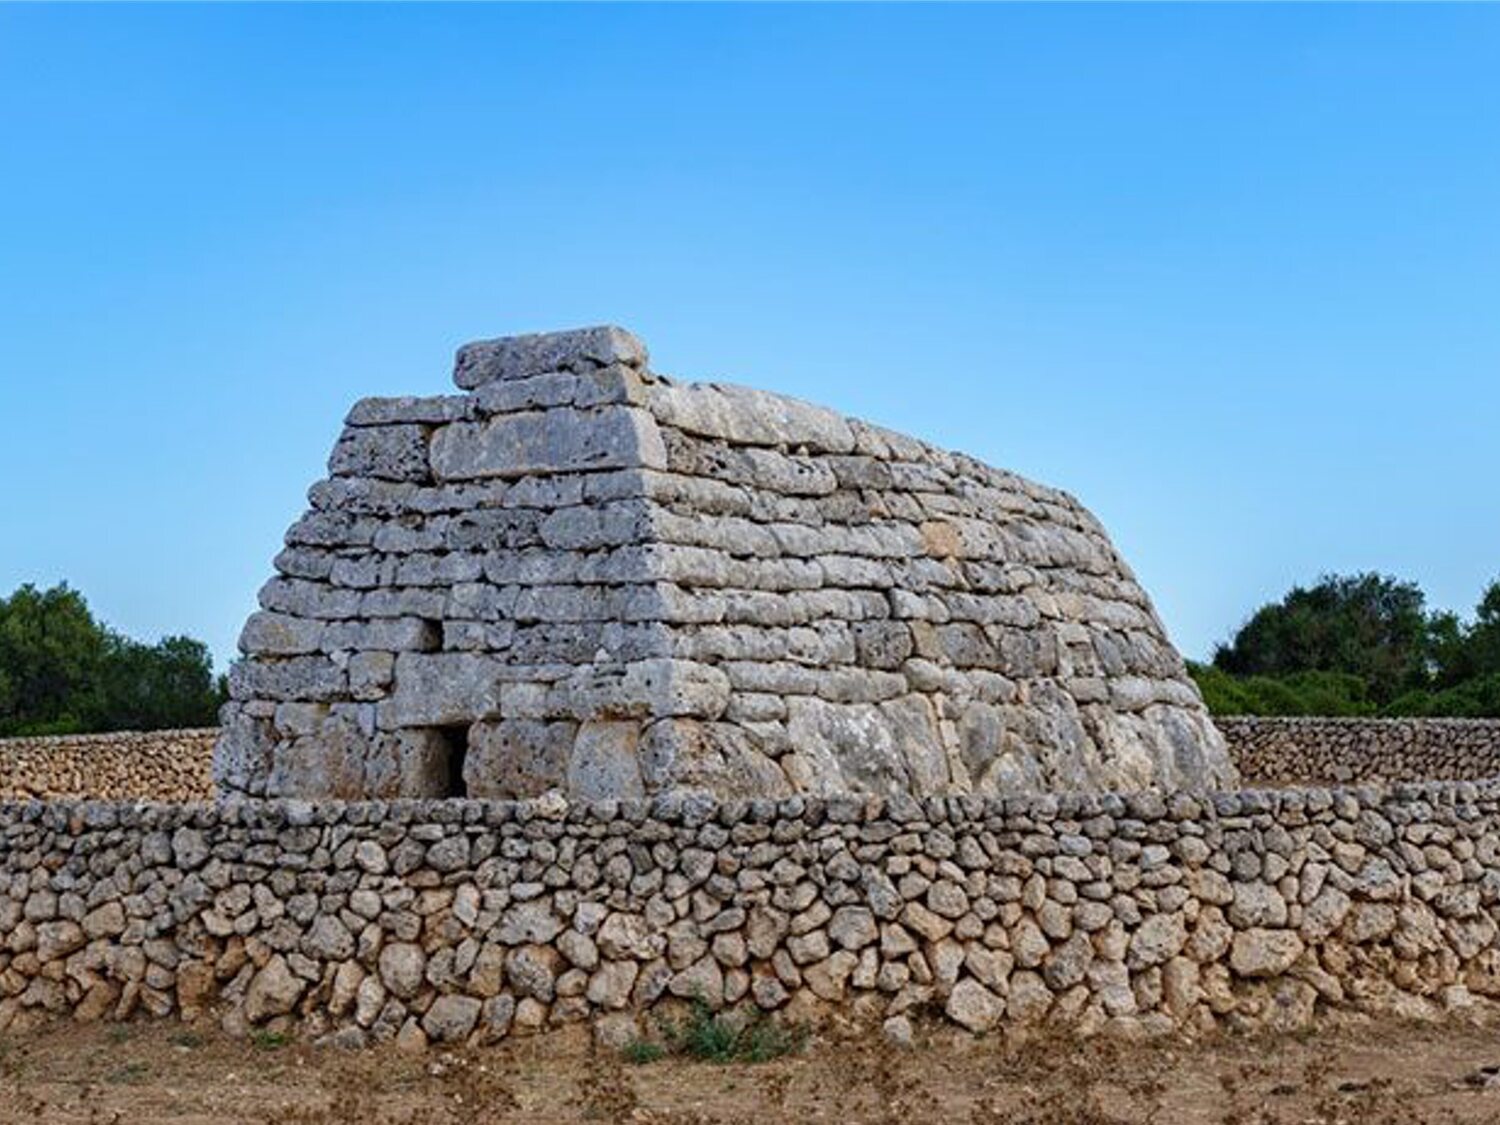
[4,1017,1500,1125]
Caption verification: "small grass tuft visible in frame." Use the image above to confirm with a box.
[250,1029,291,1051]
[736,1019,803,1064]
[672,1002,740,1063]
[660,1000,804,1065]
[620,1039,667,1066]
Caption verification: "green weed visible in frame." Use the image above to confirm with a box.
[659,1000,804,1065]
[620,1039,666,1066]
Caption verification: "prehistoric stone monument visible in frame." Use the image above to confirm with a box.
[216,326,1233,801]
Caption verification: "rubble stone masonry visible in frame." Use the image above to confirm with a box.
[5,783,1500,1043]
[1222,717,1500,786]
[0,730,215,802]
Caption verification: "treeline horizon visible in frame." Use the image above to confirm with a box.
[1190,572,1500,718]
[0,584,224,738]
[1,571,1497,737]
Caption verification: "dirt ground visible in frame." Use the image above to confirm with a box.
[5,1016,1500,1125]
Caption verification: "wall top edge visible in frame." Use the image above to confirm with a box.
[7,775,1500,832]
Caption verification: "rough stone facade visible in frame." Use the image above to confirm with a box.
[1223,718,1500,787]
[0,730,215,802]
[218,326,1231,802]
[9,718,1500,805]
[5,783,1500,1044]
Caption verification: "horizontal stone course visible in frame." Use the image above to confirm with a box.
[5,778,1500,1047]
[220,325,1233,802]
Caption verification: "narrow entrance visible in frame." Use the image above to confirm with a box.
[435,724,471,797]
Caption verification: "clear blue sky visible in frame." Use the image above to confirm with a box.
[2,4,1497,672]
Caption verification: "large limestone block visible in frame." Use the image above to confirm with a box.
[647,383,856,454]
[328,424,432,483]
[380,653,505,729]
[464,720,575,799]
[430,405,667,481]
[454,325,647,389]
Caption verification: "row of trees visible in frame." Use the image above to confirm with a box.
[0,584,224,737]
[1190,572,1500,717]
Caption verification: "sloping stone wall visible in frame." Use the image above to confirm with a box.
[5,782,1500,1044]
[1222,718,1500,786]
[0,730,215,802]
[219,325,1231,803]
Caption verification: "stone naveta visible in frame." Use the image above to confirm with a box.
[216,326,1235,801]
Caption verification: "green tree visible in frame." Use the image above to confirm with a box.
[1200,573,1500,719]
[1212,572,1431,706]
[1465,580,1500,677]
[0,583,224,736]
[83,634,224,732]
[0,584,105,735]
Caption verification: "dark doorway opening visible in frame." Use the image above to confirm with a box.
[436,725,471,798]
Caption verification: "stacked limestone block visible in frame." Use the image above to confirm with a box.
[217,326,1233,801]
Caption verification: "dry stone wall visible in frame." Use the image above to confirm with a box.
[0,730,215,802]
[6,782,1500,1045]
[219,325,1232,803]
[1224,718,1500,787]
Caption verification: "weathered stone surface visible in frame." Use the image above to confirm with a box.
[586,961,639,1010]
[668,956,725,1007]
[1128,914,1186,968]
[945,978,1004,1033]
[217,325,1233,803]
[329,424,431,483]
[1229,883,1288,929]
[239,612,326,657]
[0,729,216,802]
[496,901,563,946]
[1223,717,1500,786]
[172,827,209,869]
[465,720,573,799]
[378,942,427,1000]
[303,916,355,961]
[6,773,1500,1048]
[598,913,659,961]
[347,395,471,427]
[244,956,305,1022]
[568,722,644,801]
[454,326,647,390]
[429,406,666,482]
[421,995,482,1043]
[828,907,878,951]
[505,945,561,1002]
[35,921,84,962]
[82,902,126,940]
[1230,930,1305,978]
